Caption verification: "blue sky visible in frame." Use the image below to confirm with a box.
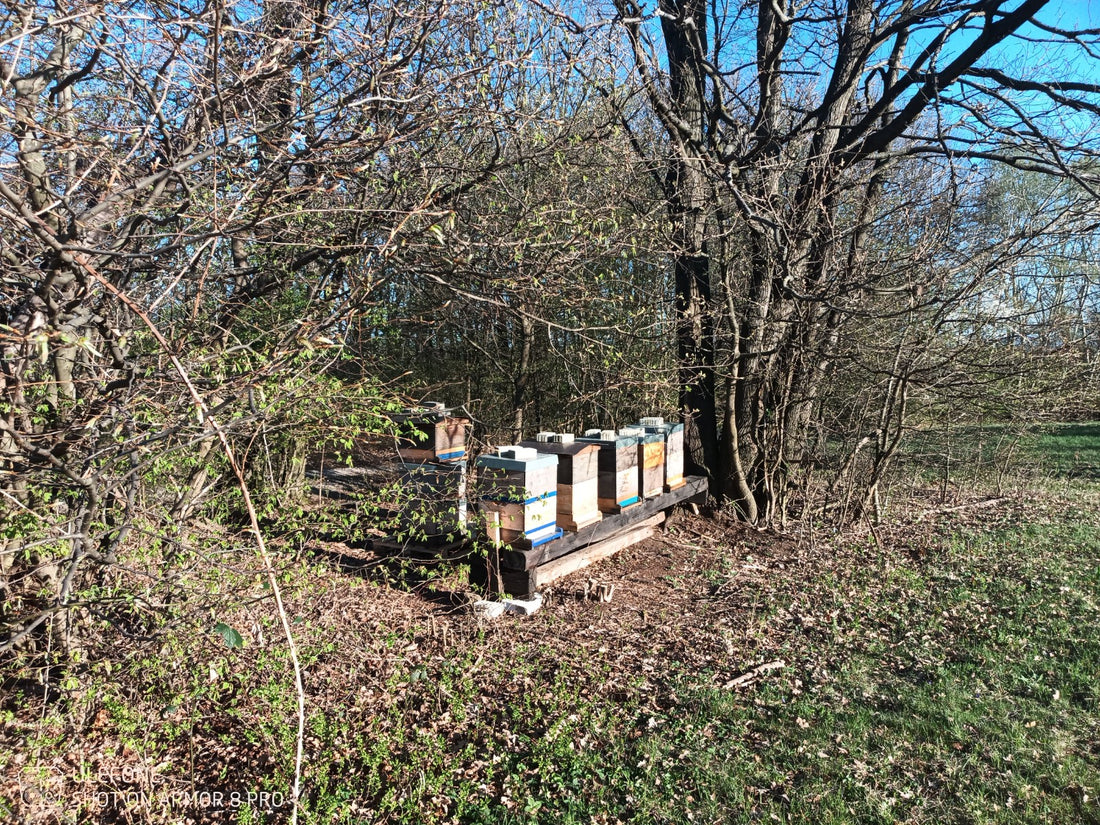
[986,3,1100,82]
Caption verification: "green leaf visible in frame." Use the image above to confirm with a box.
[214,622,244,649]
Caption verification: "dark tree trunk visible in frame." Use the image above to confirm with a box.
[659,0,720,486]
[674,252,720,479]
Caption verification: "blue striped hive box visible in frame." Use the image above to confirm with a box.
[577,429,640,513]
[394,402,469,463]
[639,417,685,491]
[397,460,468,540]
[476,446,561,546]
[519,433,602,532]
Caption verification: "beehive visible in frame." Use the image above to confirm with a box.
[577,429,640,513]
[394,402,469,463]
[639,417,685,491]
[476,446,561,546]
[621,426,665,499]
[519,433,602,532]
[397,460,468,540]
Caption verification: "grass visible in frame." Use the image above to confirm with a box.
[1029,423,1100,478]
[413,520,1100,825]
[4,425,1099,824]
[658,522,1100,825]
[902,421,1100,485]
[283,517,1100,824]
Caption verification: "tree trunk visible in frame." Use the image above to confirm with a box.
[511,313,533,442]
[659,0,720,485]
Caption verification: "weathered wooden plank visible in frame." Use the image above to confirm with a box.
[531,513,665,590]
[362,474,707,595]
[497,566,536,597]
[340,534,469,562]
[497,474,708,571]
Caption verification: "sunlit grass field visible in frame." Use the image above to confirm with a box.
[5,424,1098,824]
[306,423,1100,823]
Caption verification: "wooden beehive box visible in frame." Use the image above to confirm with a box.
[396,460,468,541]
[519,433,602,532]
[394,402,469,463]
[476,446,561,546]
[577,429,640,513]
[622,426,665,499]
[640,417,685,491]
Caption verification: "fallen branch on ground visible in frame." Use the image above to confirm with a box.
[723,660,786,690]
[916,497,1009,523]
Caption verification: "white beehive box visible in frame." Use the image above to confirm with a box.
[476,447,561,546]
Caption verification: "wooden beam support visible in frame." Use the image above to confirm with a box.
[532,513,665,590]
[497,474,707,571]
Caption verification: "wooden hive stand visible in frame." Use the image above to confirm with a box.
[482,475,708,597]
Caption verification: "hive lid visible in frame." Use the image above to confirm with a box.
[399,460,467,474]
[642,420,685,435]
[518,438,597,457]
[395,401,461,421]
[577,430,639,447]
[476,448,557,471]
[497,445,538,461]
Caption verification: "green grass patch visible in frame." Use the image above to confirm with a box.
[619,521,1100,825]
[289,518,1100,824]
[900,421,1100,485]
[1028,423,1100,479]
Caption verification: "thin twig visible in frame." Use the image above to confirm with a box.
[723,659,786,689]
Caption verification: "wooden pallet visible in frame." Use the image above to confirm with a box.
[483,474,708,596]
[317,475,708,594]
[308,531,470,576]
[361,534,470,560]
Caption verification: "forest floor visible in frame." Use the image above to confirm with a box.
[3,425,1100,825]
